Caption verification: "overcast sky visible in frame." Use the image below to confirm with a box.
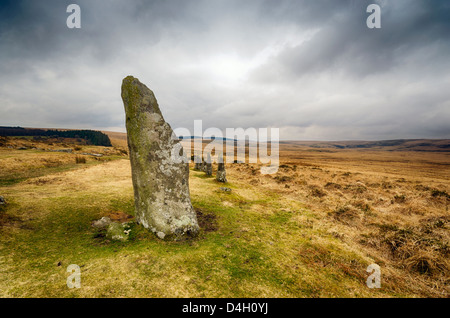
[0,0,449,140]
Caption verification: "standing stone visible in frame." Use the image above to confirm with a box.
[205,153,212,176]
[201,159,207,172]
[216,154,227,183]
[193,155,201,170]
[121,76,199,240]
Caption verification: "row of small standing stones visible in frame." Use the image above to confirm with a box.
[193,155,227,183]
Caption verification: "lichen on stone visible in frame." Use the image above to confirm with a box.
[121,76,199,240]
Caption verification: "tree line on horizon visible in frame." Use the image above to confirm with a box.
[0,126,112,147]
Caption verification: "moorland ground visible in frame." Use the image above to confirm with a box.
[0,134,448,297]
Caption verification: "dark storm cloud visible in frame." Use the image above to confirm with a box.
[0,0,449,139]
[253,0,450,80]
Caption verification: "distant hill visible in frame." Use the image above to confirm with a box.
[279,139,450,152]
[0,126,112,147]
[102,130,450,152]
[178,136,237,141]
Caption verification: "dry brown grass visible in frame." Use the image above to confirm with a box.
[103,131,128,149]
[220,144,449,296]
[75,156,86,164]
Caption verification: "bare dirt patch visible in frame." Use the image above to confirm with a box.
[107,210,134,223]
[195,208,218,233]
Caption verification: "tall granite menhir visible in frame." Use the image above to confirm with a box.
[121,76,199,240]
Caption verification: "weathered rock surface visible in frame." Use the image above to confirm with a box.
[201,159,207,172]
[91,216,112,229]
[216,164,227,183]
[121,76,199,240]
[205,153,212,176]
[193,155,201,170]
[106,222,131,242]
